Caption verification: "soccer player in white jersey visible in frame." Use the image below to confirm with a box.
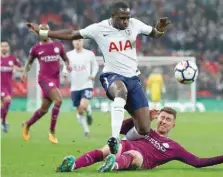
[26,1,171,154]
[63,39,99,137]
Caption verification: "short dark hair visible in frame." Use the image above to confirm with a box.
[160,107,177,119]
[1,40,9,44]
[110,1,129,14]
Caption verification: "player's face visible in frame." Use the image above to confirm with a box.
[1,42,10,55]
[112,10,130,30]
[156,111,175,135]
[39,24,49,41]
[73,39,83,50]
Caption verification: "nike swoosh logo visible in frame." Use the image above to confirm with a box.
[38,51,44,55]
[103,34,109,37]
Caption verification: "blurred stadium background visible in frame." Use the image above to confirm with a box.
[2,0,223,112]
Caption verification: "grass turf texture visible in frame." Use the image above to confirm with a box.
[2,111,223,177]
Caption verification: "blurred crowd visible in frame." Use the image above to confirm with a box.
[1,0,223,98]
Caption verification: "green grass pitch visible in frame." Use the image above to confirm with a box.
[1,111,223,177]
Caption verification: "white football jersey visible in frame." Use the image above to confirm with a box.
[79,18,153,77]
[63,49,99,91]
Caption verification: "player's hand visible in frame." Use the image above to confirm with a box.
[156,17,171,32]
[26,23,40,34]
[150,109,159,121]
[88,76,95,80]
[66,65,72,73]
[21,74,27,83]
[63,73,68,78]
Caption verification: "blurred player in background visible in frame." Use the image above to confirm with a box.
[26,1,170,153]
[63,39,98,137]
[147,68,165,109]
[56,107,223,172]
[0,40,23,132]
[22,24,72,144]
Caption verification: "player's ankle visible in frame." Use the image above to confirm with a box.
[50,130,56,134]
[113,162,118,170]
[24,122,30,129]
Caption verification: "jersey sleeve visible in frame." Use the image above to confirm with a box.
[90,52,99,77]
[79,23,98,39]
[59,43,66,57]
[176,143,223,168]
[133,18,153,36]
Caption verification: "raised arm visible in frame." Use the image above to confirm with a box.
[26,23,83,40]
[176,145,223,168]
[149,17,171,38]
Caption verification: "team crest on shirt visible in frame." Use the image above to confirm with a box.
[125,28,131,35]
[49,82,54,87]
[54,47,60,53]
[8,61,13,66]
[1,92,5,97]
[162,143,170,149]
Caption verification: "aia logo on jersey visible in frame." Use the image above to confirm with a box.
[109,40,132,52]
[40,55,60,62]
[73,65,86,71]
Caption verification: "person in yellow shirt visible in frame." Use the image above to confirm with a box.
[147,68,165,108]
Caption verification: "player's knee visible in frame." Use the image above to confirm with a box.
[115,87,128,100]
[4,96,11,103]
[80,99,89,110]
[39,108,48,115]
[77,106,84,115]
[136,126,150,135]
[53,98,62,106]
[110,81,128,100]
[126,150,143,167]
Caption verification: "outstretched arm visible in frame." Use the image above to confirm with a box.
[47,30,83,40]
[26,23,83,40]
[177,145,223,168]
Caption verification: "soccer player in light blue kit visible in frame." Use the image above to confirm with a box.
[26,1,170,154]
